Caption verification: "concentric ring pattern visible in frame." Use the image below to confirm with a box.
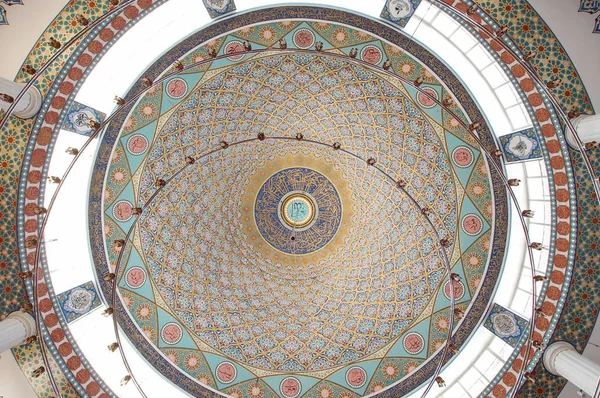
[92,13,506,398]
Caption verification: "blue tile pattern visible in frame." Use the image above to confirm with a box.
[56,281,101,323]
[499,128,542,162]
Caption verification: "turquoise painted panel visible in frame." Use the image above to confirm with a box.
[325,359,381,396]
[118,247,154,302]
[387,319,431,358]
[203,352,257,390]
[160,72,205,113]
[119,120,158,175]
[156,308,197,350]
[433,261,471,312]
[445,130,481,188]
[262,374,320,398]
[458,195,490,251]
[403,83,443,125]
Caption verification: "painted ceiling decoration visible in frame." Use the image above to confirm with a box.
[381,0,423,28]
[2,0,597,397]
[89,9,508,397]
[202,0,236,19]
[578,0,600,33]
[0,0,22,26]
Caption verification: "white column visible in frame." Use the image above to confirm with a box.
[543,341,600,396]
[566,114,600,149]
[0,77,42,119]
[0,311,36,353]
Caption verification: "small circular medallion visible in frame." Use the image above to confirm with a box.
[224,40,245,61]
[345,366,367,388]
[403,332,425,355]
[492,313,519,337]
[112,200,133,222]
[293,28,316,49]
[127,134,148,155]
[417,87,439,109]
[279,193,317,229]
[360,45,382,65]
[444,280,465,301]
[125,266,146,289]
[215,361,237,384]
[166,78,188,99]
[462,214,483,236]
[452,147,474,168]
[161,322,183,345]
[280,377,302,398]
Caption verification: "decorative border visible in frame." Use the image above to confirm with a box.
[433,2,576,397]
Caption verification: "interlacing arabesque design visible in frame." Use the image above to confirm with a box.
[8,2,598,398]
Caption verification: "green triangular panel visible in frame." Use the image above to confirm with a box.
[326,359,381,396]
[262,374,320,398]
[119,120,158,174]
[458,194,491,251]
[156,308,197,350]
[433,260,471,312]
[339,40,386,67]
[387,318,431,359]
[212,35,267,69]
[444,131,481,188]
[203,352,256,390]
[403,83,443,124]
[160,72,205,112]
[117,246,154,302]
[106,180,136,231]
[280,22,333,51]
[123,291,158,345]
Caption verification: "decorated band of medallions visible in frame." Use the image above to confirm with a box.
[292,28,316,49]
[402,332,425,355]
[360,45,383,65]
[462,213,483,236]
[161,322,183,345]
[280,376,302,398]
[444,279,465,301]
[127,134,149,156]
[416,87,439,109]
[112,200,133,222]
[452,146,475,168]
[345,366,368,389]
[215,361,237,384]
[125,266,146,289]
[224,40,245,61]
[166,78,188,99]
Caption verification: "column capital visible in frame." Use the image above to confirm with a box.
[6,311,36,338]
[566,114,600,149]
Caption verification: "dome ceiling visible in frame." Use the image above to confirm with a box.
[89,8,508,398]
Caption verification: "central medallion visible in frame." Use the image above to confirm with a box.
[254,167,342,255]
[279,192,317,230]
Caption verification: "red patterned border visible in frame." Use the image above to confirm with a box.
[21,1,154,396]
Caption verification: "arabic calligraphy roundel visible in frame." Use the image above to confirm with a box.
[254,167,342,255]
